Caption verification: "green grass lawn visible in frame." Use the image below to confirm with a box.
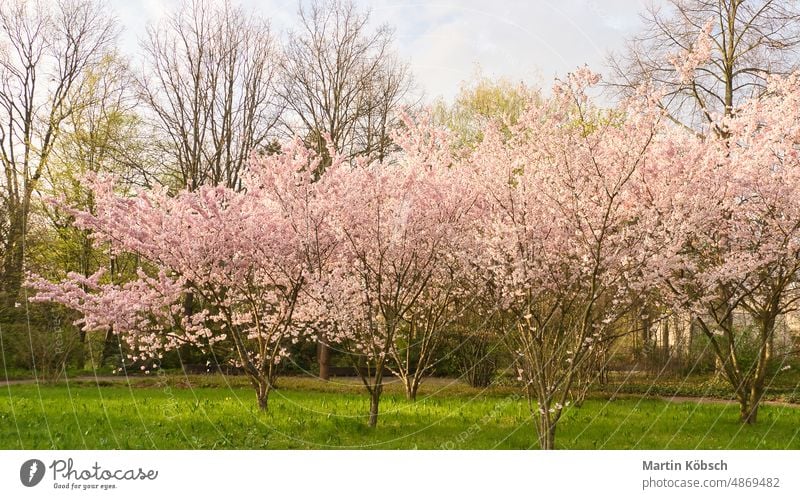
[2,376,800,449]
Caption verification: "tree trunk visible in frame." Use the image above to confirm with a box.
[660,319,670,366]
[256,378,270,412]
[713,313,733,378]
[317,338,331,381]
[598,365,608,386]
[740,314,775,425]
[739,397,758,425]
[0,215,24,316]
[75,330,87,370]
[685,317,695,371]
[368,386,382,427]
[537,412,557,450]
[100,327,118,366]
[404,378,419,401]
[640,314,651,361]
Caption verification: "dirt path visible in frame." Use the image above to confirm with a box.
[3,376,799,408]
[656,395,800,408]
[1,375,122,387]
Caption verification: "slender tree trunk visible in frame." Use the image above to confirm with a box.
[368,385,382,427]
[256,377,271,412]
[733,376,758,425]
[740,314,774,425]
[660,319,670,366]
[75,330,87,370]
[738,393,756,425]
[1,215,25,316]
[685,316,695,371]
[714,312,736,377]
[100,327,118,366]
[317,338,331,381]
[404,376,419,401]
[741,390,760,425]
[537,411,557,450]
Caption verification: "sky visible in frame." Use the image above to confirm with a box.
[111,0,652,102]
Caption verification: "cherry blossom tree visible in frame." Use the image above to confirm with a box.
[28,141,321,411]
[313,117,477,425]
[468,69,661,449]
[640,73,800,424]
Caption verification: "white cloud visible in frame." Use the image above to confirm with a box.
[110,0,650,101]
[358,0,650,99]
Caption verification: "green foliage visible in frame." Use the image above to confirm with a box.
[14,53,163,376]
[0,303,82,381]
[432,74,537,149]
[441,325,506,387]
[565,106,626,137]
[36,53,141,281]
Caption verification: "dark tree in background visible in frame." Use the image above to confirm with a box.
[139,0,280,192]
[278,0,413,170]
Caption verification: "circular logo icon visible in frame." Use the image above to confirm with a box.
[20,459,45,487]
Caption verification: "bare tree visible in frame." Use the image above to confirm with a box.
[608,0,800,133]
[0,0,117,315]
[139,0,279,192]
[278,0,413,172]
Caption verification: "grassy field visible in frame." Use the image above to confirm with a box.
[2,376,800,449]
